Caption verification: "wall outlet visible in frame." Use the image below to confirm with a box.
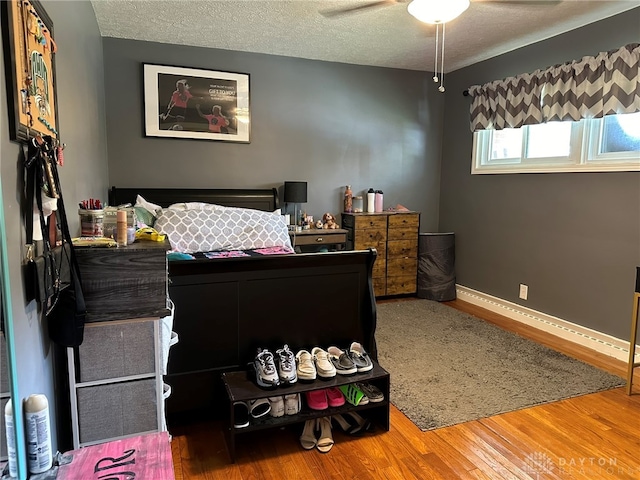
[519,284,528,300]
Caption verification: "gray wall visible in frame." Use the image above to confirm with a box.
[103,39,444,231]
[440,8,640,340]
[0,0,108,453]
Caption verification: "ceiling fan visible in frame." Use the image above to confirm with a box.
[321,0,560,92]
[321,0,561,21]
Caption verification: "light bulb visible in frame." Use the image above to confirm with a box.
[438,86,445,93]
[407,0,470,24]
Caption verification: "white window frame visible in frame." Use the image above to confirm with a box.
[472,116,640,174]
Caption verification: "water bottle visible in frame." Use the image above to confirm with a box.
[344,185,353,213]
[367,188,375,213]
[374,190,383,213]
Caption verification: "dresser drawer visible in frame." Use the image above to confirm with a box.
[354,230,387,246]
[387,257,417,277]
[387,240,418,258]
[293,231,346,246]
[387,227,418,241]
[388,214,419,230]
[354,215,388,230]
[372,258,386,279]
[373,277,386,297]
[386,275,417,295]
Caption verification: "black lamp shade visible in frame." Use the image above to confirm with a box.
[284,181,307,203]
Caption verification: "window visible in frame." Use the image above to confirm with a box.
[472,113,640,174]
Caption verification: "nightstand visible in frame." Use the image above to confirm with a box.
[289,228,348,252]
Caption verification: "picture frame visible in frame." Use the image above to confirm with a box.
[143,64,250,143]
[1,0,59,142]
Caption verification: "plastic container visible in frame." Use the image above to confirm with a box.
[78,209,104,237]
[374,190,383,213]
[25,394,52,474]
[353,195,363,213]
[367,188,375,213]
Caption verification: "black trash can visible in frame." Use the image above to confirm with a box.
[417,233,456,301]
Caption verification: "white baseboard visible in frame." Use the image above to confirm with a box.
[456,285,640,364]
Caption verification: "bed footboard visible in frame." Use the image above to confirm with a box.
[165,249,377,419]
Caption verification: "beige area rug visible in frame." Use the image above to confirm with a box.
[376,299,625,431]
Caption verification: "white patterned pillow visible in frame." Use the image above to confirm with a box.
[154,207,293,253]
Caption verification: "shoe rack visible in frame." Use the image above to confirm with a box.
[221,361,390,462]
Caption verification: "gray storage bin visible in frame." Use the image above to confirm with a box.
[417,233,456,301]
[77,378,158,444]
[78,321,155,382]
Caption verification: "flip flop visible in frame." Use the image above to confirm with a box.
[299,419,317,450]
[316,417,334,453]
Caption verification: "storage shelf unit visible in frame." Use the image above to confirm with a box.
[222,362,390,462]
[343,212,420,297]
[68,241,171,448]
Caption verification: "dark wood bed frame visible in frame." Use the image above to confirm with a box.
[109,187,377,421]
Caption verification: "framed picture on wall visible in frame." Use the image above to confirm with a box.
[143,64,250,143]
[1,0,59,142]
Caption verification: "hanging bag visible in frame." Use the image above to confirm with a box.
[24,136,86,347]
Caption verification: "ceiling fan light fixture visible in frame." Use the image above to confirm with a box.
[407,0,470,24]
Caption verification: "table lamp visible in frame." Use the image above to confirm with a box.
[284,181,307,231]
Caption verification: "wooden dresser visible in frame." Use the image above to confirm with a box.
[342,212,420,297]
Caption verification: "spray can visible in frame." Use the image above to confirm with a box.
[367,188,375,213]
[4,400,17,478]
[25,394,52,474]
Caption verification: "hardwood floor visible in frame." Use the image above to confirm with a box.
[170,298,640,479]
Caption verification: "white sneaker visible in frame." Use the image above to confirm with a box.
[311,347,336,378]
[268,396,285,417]
[254,348,280,389]
[276,344,298,384]
[296,349,317,381]
[284,393,301,415]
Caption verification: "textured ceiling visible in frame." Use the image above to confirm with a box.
[91,0,638,72]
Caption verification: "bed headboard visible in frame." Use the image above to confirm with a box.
[108,187,279,212]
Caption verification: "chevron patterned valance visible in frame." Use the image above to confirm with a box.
[468,43,640,132]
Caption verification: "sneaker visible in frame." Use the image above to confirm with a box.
[339,383,368,406]
[254,348,280,389]
[356,382,384,403]
[305,389,328,410]
[311,347,336,378]
[284,393,301,415]
[276,344,298,384]
[249,397,271,418]
[326,387,345,407]
[327,346,357,375]
[295,349,317,381]
[233,401,250,428]
[349,342,373,372]
[268,396,285,417]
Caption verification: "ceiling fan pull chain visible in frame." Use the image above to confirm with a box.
[433,23,439,83]
[439,22,446,93]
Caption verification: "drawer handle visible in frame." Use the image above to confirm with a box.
[316,237,323,242]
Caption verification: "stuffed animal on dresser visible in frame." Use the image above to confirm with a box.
[322,212,339,229]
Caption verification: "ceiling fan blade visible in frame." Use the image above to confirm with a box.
[320,0,399,18]
[474,0,562,4]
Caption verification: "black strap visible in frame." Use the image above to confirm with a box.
[24,136,85,315]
